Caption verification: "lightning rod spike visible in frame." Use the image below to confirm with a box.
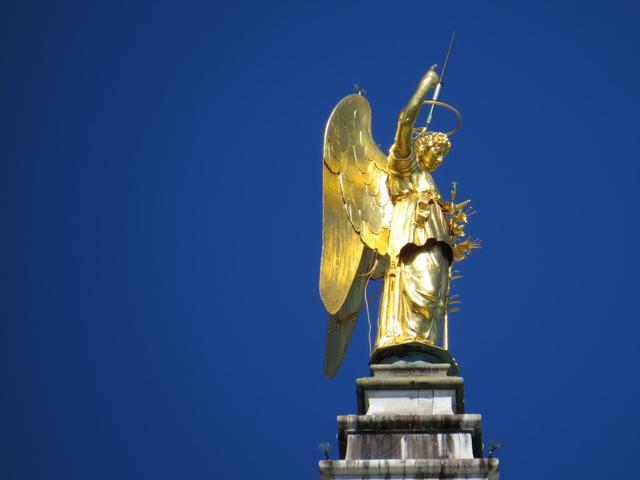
[425,31,456,132]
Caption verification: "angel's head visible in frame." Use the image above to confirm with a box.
[415,132,451,172]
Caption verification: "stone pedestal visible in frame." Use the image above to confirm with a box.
[319,363,500,480]
[357,364,464,415]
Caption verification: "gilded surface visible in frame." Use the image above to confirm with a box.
[320,66,476,377]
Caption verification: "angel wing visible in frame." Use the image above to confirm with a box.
[320,94,393,378]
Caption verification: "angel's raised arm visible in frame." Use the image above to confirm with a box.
[390,66,440,161]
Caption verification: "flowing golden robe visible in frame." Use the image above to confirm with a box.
[375,149,452,351]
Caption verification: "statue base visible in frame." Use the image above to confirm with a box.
[357,363,464,415]
[319,360,500,480]
[370,342,460,376]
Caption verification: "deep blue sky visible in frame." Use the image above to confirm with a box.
[6,1,640,479]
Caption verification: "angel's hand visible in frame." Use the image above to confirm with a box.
[420,65,439,84]
[391,67,440,159]
[412,66,440,112]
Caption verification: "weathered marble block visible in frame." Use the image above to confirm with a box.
[357,364,465,415]
[338,415,483,460]
[366,388,457,415]
[346,432,473,460]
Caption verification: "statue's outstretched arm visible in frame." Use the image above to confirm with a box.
[391,66,440,160]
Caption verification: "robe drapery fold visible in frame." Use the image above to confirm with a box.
[374,149,452,352]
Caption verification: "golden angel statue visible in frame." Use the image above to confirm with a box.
[320,66,476,377]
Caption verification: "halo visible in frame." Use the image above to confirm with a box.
[413,100,463,138]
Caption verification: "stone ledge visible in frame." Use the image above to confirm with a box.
[371,363,451,377]
[319,458,499,480]
[338,414,481,431]
[358,377,464,388]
